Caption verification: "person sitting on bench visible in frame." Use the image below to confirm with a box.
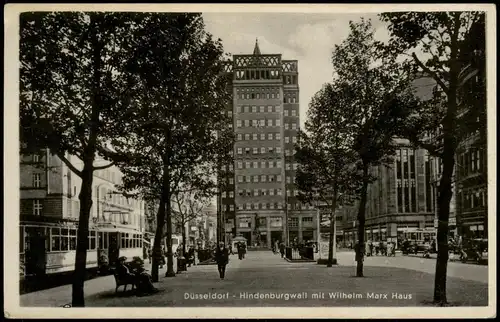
[116,256,158,296]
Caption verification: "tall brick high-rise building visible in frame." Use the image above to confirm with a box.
[220,40,319,248]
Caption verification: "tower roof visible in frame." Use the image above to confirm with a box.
[253,38,261,55]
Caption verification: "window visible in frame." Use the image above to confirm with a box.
[237,120,242,127]
[276,147,282,154]
[222,192,227,198]
[285,137,290,143]
[286,164,291,170]
[292,123,297,130]
[268,133,273,140]
[32,173,41,188]
[253,147,258,154]
[277,161,282,168]
[261,175,267,182]
[245,161,250,168]
[269,161,274,168]
[277,175,282,182]
[229,178,234,184]
[268,106,273,113]
[237,161,243,169]
[260,119,265,127]
[260,106,265,113]
[269,189,275,196]
[261,147,265,154]
[229,164,233,171]
[245,148,251,155]
[268,119,273,127]
[229,191,234,198]
[268,147,274,153]
[287,177,291,184]
[244,120,249,127]
[230,205,234,211]
[302,217,313,222]
[237,134,242,140]
[245,134,250,140]
[253,175,259,182]
[275,133,281,140]
[33,199,43,216]
[284,110,289,116]
[275,106,281,113]
[252,106,257,113]
[270,216,283,228]
[252,133,257,140]
[260,133,265,140]
[246,176,251,182]
[292,137,297,143]
[238,176,243,183]
[237,106,242,113]
[252,120,258,127]
[293,163,298,170]
[288,217,299,228]
[291,110,296,116]
[276,119,281,127]
[261,161,266,168]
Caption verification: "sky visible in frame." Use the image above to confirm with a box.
[203,12,392,128]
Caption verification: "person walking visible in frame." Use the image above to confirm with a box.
[279,242,285,258]
[215,242,229,280]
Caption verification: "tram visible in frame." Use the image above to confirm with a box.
[20,220,143,280]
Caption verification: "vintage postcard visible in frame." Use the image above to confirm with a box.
[4,3,496,319]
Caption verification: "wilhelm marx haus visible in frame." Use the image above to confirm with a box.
[219,40,319,248]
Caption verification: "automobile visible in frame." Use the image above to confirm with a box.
[460,238,488,264]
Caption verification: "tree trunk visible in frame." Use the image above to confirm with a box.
[327,193,337,267]
[72,16,101,306]
[71,161,94,307]
[356,163,369,277]
[151,192,166,282]
[165,169,175,277]
[182,217,187,256]
[433,17,460,304]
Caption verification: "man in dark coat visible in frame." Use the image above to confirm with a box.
[215,242,229,279]
[279,242,286,258]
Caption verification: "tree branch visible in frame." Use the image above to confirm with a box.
[57,152,83,177]
[412,52,449,94]
[93,162,115,171]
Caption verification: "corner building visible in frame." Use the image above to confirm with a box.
[221,40,318,248]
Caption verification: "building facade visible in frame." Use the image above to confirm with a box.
[220,40,319,248]
[20,150,146,231]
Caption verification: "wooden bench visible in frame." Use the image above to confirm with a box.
[113,271,136,293]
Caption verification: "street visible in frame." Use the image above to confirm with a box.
[20,250,488,307]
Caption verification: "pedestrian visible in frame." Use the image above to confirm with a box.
[279,242,285,258]
[148,247,152,264]
[215,242,229,279]
[368,241,374,257]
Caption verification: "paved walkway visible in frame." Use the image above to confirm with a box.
[20,251,489,307]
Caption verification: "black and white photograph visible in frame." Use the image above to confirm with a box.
[4,3,496,319]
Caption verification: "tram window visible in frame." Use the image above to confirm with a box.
[98,232,103,249]
[61,234,69,251]
[20,227,24,253]
[120,233,125,248]
[69,231,77,251]
[104,232,108,249]
[90,231,96,249]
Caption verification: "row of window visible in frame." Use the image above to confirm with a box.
[229,203,314,211]
[235,160,299,170]
[20,227,144,253]
[459,189,486,211]
[235,69,282,81]
[457,148,485,178]
[236,146,281,156]
[236,119,280,128]
[235,106,298,116]
[237,175,296,183]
